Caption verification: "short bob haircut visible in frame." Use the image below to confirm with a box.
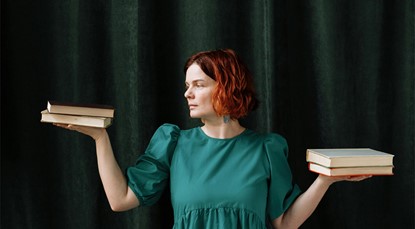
[184,48,259,120]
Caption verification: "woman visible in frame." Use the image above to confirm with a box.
[55,49,370,228]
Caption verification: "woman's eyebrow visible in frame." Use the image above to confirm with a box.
[185,79,205,85]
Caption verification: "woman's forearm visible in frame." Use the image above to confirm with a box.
[95,131,140,211]
[273,174,371,229]
[273,175,332,229]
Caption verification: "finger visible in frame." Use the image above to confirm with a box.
[347,175,372,181]
[53,123,71,129]
[53,123,79,131]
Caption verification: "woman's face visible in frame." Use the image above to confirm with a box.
[184,64,217,120]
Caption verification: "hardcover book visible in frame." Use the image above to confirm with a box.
[306,148,394,168]
[308,162,394,176]
[41,110,112,128]
[47,100,115,118]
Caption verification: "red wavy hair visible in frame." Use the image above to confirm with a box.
[184,49,259,119]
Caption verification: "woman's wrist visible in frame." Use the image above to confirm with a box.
[316,174,337,188]
[94,129,108,143]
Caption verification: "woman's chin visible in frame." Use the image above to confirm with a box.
[189,112,200,119]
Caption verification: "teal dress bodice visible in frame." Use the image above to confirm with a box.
[127,124,301,229]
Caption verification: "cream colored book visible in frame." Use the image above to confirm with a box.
[47,100,115,118]
[306,148,394,168]
[308,162,394,176]
[41,110,112,128]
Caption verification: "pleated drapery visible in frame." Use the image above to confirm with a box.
[2,1,414,228]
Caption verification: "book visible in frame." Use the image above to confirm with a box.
[40,110,112,128]
[308,162,394,176]
[47,100,115,118]
[306,148,394,168]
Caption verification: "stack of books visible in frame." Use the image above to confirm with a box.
[40,100,115,128]
[306,148,395,176]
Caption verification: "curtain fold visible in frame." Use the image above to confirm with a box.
[2,0,413,228]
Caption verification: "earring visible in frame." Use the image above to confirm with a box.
[223,115,230,123]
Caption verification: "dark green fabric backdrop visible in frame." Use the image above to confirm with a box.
[2,0,414,228]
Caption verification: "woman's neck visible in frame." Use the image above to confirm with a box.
[201,119,245,139]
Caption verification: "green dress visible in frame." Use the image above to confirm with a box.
[126,123,301,229]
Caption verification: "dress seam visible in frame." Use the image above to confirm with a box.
[174,206,266,227]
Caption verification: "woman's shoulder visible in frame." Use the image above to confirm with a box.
[155,123,199,136]
[151,123,182,141]
[248,130,287,146]
[247,130,289,156]
[158,123,181,131]
[263,132,287,145]
[157,123,201,131]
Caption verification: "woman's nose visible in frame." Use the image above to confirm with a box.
[184,87,193,99]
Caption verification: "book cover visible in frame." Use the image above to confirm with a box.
[306,148,394,168]
[47,100,115,118]
[40,110,112,128]
[308,162,394,176]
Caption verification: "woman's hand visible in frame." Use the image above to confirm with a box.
[318,174,373,186]
[53,123,107,141]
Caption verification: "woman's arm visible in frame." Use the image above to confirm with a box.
[272,174,371,229]
[54,124,140,211]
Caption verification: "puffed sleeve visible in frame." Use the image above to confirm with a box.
[264,133,302,220]
[126,123,180,206]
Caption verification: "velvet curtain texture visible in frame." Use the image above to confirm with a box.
[2,0,414,228]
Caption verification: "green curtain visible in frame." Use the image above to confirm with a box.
[2,0,414,228]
